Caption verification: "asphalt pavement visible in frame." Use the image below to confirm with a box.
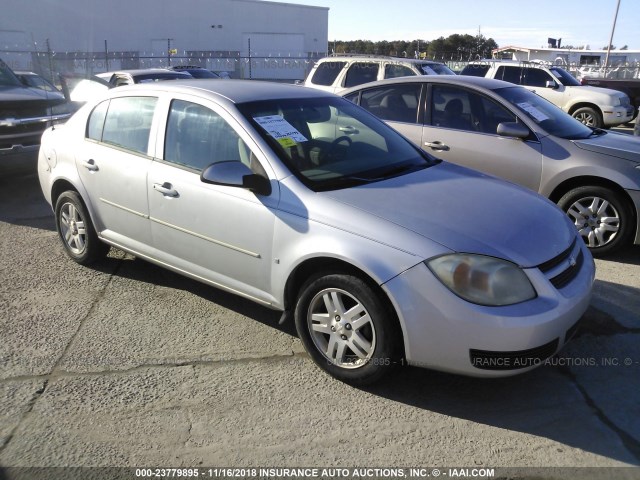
[0,171,639,478]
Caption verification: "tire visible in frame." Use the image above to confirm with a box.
[558,186,633,257]
[294,273,400,385]
[571,106,603,128]
[55,191,109,265]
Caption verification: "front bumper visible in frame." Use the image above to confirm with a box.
[602,105,634,127]
[382,240,595,377]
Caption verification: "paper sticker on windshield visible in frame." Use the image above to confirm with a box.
[517,102,550,122]
[253,115,308,146]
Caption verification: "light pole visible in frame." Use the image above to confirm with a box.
[604,0,621,72]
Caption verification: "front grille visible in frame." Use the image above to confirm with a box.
[470,339,559,370]
[550,250,583,289]
[538,238,582,290]
[538,238,576,273]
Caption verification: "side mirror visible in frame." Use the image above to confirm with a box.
[497,122,530,139]
[200,161,272,196]
[545,80,558,89]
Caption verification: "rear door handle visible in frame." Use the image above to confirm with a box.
[153,182,179,198]
[82,159,99,171]
[424,141,450,151]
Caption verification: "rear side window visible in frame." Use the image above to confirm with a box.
[344,62,379,88]
[496,66,523,84]
[86,100,109,141]
[360,84,421,124]
[310,61,347,86]
[101,96,157,154]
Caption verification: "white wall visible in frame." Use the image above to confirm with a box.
[1,0,328,78]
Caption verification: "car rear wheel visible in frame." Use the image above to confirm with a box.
[571,107,603,128]
[294,273,399,385]
[55,191,109,265]
[558,186,633,256]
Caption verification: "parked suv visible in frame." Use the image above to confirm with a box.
[303,55,455,93]
[460,60,634,128]
[1,59,70,173]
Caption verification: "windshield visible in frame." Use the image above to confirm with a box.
[420,63,456,75]
[238,97,435,191]
[495,87,594,139]
[549,67,581,86]
[0,59,22,87]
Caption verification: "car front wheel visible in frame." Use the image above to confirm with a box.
[558,186,633,256]
[294,273,399,385]
[571,106,603,128]
[55,191,109,265]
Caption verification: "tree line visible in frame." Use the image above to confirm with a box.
[329,34,499,61]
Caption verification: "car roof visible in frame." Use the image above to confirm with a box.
[320,55,446,65]
[109,79,337,103]
[98,68,192,77]
[340,75,518,94]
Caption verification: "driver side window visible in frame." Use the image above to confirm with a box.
[164,100,258,173]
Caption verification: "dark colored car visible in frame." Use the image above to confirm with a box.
[168,65,220,79]
[1,59,70,173]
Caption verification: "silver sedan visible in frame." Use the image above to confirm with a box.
[38,80,594,384]
[342,76,640,256]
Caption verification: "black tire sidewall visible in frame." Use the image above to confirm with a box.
[294,273,399,385]
[54,191,107,265]
[572,107,603,128]
[558,186,633,256]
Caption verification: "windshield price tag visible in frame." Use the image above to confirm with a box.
[517,102,550,122]
[253,115,308,147]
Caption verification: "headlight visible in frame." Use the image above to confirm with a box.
[427,254,536,306]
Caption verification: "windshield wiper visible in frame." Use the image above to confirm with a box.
[589,128,607,138]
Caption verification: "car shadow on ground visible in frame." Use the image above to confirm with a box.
[0,172,55,231]
[92,252,295,337]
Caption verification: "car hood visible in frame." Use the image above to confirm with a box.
[320,163,574,268]
[572,132,640,164]
[0,84,66,106]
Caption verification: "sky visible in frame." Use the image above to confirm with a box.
[281,0,640,50]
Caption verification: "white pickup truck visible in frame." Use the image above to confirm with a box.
[460,61,634,128]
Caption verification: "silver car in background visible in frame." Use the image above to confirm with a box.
[342,76,640,256]
[38,80,594,385]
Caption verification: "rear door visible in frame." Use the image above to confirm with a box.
[75,95,157,248]
[350,82,424,146]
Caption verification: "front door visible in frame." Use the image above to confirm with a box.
[422,84,543,193]
[147,97,279,302]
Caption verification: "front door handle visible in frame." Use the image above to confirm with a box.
[424,141,450,151]
[82,159,99,171]
[153,182,179,198]
[339,125,359,135]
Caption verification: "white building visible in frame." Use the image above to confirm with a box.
[1,0,329,80]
